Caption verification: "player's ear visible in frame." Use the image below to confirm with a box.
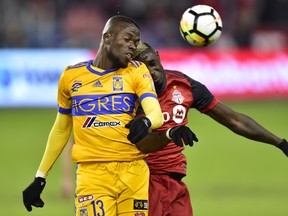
[103,33,111,44]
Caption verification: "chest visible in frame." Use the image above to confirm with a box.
[69,72,132,96]
[158,82,193,124]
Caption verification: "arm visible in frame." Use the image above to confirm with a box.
[141,96,163,129]
[205,101,284,146]
[37,112,73,178]
[126,96,163,144]
[136,126,199,153]
[135,130,170,153]
[61,136,74,198]
[23,112,73,212]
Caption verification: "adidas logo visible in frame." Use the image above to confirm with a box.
[93,80,103,87]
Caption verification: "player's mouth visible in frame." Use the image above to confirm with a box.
[126,53,133,61]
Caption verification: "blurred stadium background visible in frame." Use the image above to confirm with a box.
[0,0,287,215]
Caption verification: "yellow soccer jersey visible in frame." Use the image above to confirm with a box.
[58,59,157,162]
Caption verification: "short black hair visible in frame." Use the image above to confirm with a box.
[111,15,140,30]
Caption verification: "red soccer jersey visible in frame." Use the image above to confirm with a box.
[146,70,218,176]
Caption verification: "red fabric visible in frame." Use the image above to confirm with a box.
[146,70,217,176]
[148,174,193,216]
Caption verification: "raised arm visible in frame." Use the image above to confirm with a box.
[205,101,287,154]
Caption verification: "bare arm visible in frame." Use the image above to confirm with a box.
[205,101,284,147]
[135,130,170,154]
[135,126,198,153]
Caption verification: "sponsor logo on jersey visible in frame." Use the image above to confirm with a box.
[71,94,136,116]
[142,73,151,79]
[78,195,94,203]
[133,200,148,210]
[112,76,123,91]
[72,80,82,92]
[93,80,103,87]
[172,105,186,123]
[82,116,121,128]
[171,88,185,104]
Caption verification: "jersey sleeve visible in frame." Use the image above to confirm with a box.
[133,63,163,129]
[141,97,163,129]
[37,112,72,178]
[57,69,72,114]
[185,74,218,112]
[133,63,158,102]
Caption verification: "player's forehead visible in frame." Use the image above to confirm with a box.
[119,24,140,37]
[139,50,156,62]
[112,25,139,45]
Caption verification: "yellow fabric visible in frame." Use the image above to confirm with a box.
[75,160,149,216]
[37,112,72,176]
[141,97,163,129]
[57,60,162,163]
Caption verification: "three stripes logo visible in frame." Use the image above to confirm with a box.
[82,116,97,128]
[93,80,103,87]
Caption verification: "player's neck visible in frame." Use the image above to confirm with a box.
[155,73,166,94]
[92,53,112,70]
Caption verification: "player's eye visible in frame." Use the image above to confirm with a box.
[124,37,130,42]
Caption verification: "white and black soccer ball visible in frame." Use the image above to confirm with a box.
[179,5,223,46]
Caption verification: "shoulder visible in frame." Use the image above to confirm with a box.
[127,60,150,77]
[65,60,90,71]
[165,69,204,86]
[165,69,190,80]
[128,60,144,68]
[165,69,194,84]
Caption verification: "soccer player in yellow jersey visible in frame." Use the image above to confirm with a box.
[22,15,163,216]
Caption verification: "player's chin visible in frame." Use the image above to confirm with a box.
[118,58,130,68]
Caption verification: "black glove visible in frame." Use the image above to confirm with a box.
[277,139,288,157]
[125,116,151,144]
[169,126,198,147]
[23,177,46,212]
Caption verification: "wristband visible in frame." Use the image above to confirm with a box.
[278,139,288,150]
[166,128,172,140]
[36,170,47,179]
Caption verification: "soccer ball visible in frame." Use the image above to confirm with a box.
[179,5,223,46]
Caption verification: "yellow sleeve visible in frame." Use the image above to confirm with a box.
[141,97,163,129]
[36,112,73,178]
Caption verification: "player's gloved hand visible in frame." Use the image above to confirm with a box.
[22,177,46,212]
[277,139,288,157]
[125,116,151,144]
[168,126,198,147]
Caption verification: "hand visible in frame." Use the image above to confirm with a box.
[169,126,198,147]
[125,116,151,144]
[277,139,288,157]
[22,177,46,212]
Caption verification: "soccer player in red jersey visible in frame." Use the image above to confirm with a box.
[131,42,288,216]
